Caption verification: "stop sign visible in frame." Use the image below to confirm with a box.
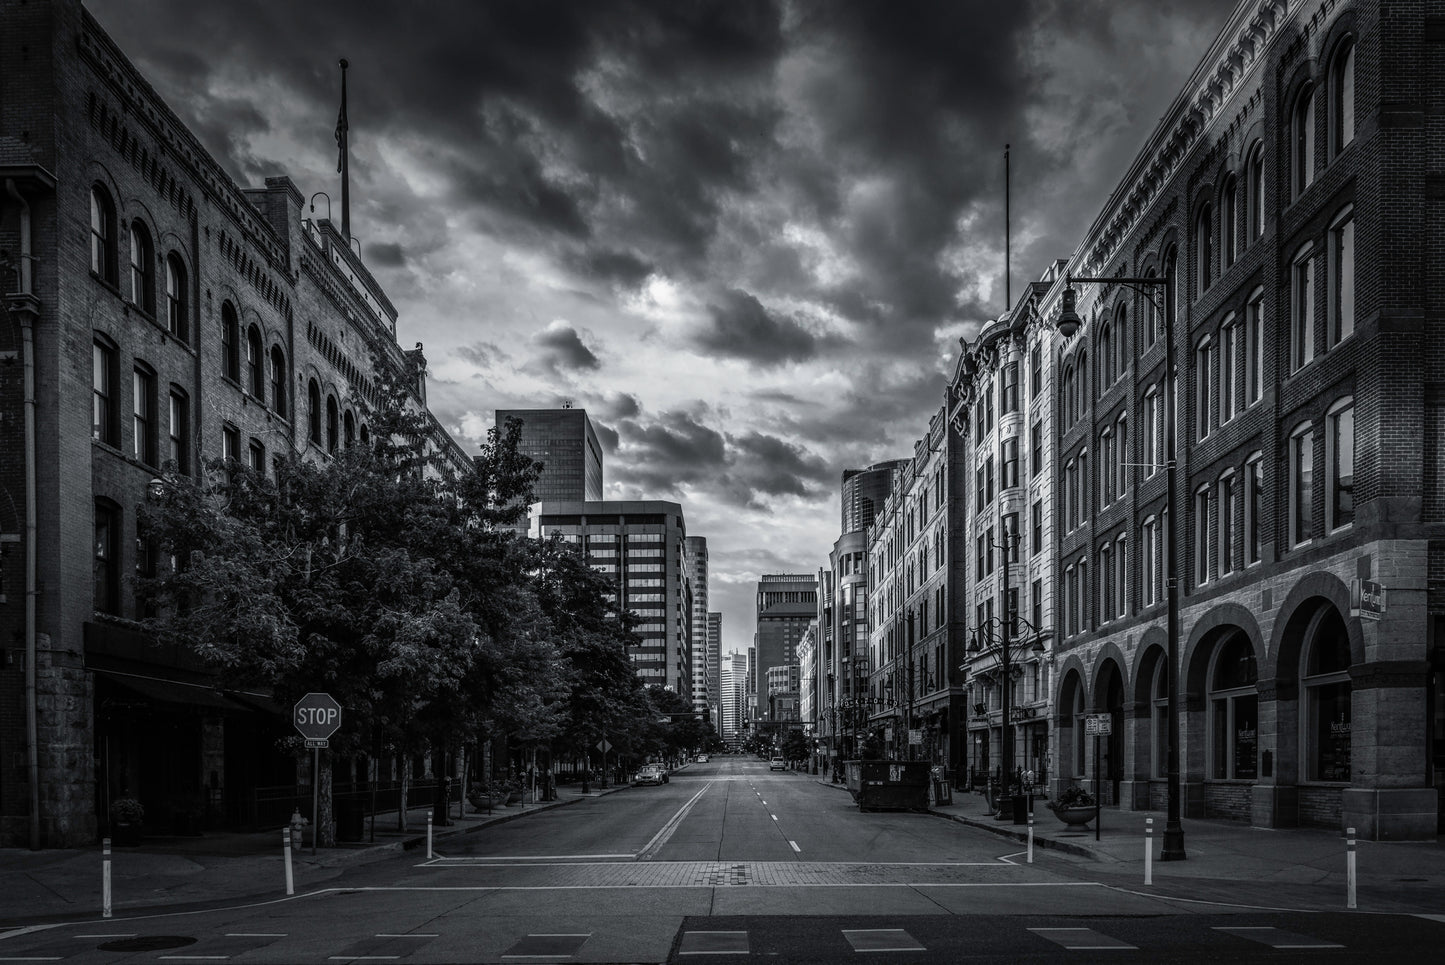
[293,692,342,740]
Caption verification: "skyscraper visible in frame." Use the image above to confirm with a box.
[685,537,710,719]
[496,407,604,503]
[754,574,817,724]
[707,611,723,728]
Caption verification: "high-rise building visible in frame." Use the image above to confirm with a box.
[720,651,747,743]
[532,501,691,693]
[496,407,604,503]
[685,536,710,718]
[707,612,723,727]
[754,574,817,724]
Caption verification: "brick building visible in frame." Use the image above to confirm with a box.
[949,0,1442,838]
[0,0,469,847]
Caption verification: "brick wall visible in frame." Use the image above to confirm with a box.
[1203,782,1252,822]
[1297,785,1344,829]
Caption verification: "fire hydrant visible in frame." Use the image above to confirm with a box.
[289,808,309,851]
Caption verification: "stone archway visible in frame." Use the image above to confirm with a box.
[1091,659,1126,806]
[1053,667,1088,796]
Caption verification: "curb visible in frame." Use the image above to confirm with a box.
[926,808,1104,861]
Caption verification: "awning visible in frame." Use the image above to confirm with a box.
[94,670,253,713]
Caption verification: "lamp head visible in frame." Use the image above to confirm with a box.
[1057,286,1082,338]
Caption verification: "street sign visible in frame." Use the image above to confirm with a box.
[1350,579,1386,621]
[597,739,612,753]
[908,728,922,746]
[293,692,342,740]
[1084,714,1112,737]
[303,738,329,749]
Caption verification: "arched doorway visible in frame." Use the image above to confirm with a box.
[1205,630,1258,820]
[1093,660,1126,805]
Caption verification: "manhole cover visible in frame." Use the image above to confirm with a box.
[98,936,197,952]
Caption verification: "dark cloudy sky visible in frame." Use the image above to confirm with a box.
[90,0,1232,656]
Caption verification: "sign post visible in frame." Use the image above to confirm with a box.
[294,693,342,855]
[1084,714,1112,841]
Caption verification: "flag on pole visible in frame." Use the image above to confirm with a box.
[335,58,349,174]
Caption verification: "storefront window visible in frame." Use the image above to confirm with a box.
[1209,633,1258,780]
[1304,612,1351,782]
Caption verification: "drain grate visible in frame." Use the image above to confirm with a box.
[98,936,197,952]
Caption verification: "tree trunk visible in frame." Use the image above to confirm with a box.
[397,767,409,832]
[318,750,336,847]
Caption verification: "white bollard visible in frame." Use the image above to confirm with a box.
[283,828,294,896]
[427,813,433,860]
[1027,807,1034,864]
[1346,827,1356,910]
[102,838,112,918]
[1144,818,1153,886]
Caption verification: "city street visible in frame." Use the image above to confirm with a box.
[2,758,1442,963]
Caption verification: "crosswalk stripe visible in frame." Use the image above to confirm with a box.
[1029,927,1136,950]
[1213,926,1342,949]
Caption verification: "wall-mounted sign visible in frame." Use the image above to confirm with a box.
[1350,579,1386,621]
[1084,714,1112,737]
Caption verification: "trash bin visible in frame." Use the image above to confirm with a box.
[335,798,364,842]
[848,760,931,811]
[1011,794,1029,825]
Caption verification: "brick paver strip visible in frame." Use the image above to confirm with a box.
[429,860,1022,888]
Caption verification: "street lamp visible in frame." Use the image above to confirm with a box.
[1058,271,1185,862]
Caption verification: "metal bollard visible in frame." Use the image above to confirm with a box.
[102,838,112,918]
[283,828,294,896]
[1144,818,1153,886]
[426,813,433,860]
[1346,827,1356,909]
[1027,807,1034,864]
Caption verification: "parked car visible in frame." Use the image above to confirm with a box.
[633,764,668,785]
[769,756,786,771]
[696,754,709,763]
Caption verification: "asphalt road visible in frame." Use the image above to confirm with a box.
[2,757,1442,963]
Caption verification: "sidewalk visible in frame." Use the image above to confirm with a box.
[821,778,1445,913]
[0,782,629,930]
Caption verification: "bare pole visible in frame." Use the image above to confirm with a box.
[1005,144,1011,310]
[336,59,351,241]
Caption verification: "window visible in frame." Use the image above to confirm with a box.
[1099,427,1115,507]
[1330,40,1355,158]
[129,221,155,314]
[976,534,986,582]
[1246,142,1265,243]
[1327,400,1355,531]
[270,347,286,417]
[222,423,240,464]
[1221,176,1238,269]
[1003,512,1019,562]
[985,455,995,503]
[1290,246,1315,373]
[1143,268,1160,347]
[1292,84,1316,199]
[246,325,265,400]
[221,303,241,382]
[1196,336,1214,439]
[1245,289,1264,404]
[1099,543,1113,621]
[1031,578,1043,629]
[976,465,986,515]
[1195,201,1213,294]
[1030,420,1042,477]
[1002,361,1019,413]
[1328,208,1355,348]
[1142,515,1158,606]
[1114,305,1128,383]
[1220,472,1239,576]
[93,500,121,615]
[1195,484,1212,585]
[1099,322,1114,387]
[132,365,156,466]
[984,379,994,431]
[164,254,188,342]
[1030,345,1042,397]
[1031,499,1042,556]
[1003,437,1019,489]
[92,339,118,446]
[985,526,995,576]
[1064,459,1077,530]
[1290,424,1315,546]
[1143,385,1159,476]
[1116,415,1128,498]
[1061,366,1075,429]
[1114,535,1127,618]
[327,395,340,452]
[1077,558,1088,633]
[1245,453,1264,565]
[1078,449,1088,522]
[1063,564,1076,636]
[1209,634,1258,780]
[1304,622,1351,781]
[1220,313,1239,423]
[169,389,190,475]
[248,438,265,472]
[90,185,118,285]
[308,379,322,445]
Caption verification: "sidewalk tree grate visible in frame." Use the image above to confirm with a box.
[97,936,197,952]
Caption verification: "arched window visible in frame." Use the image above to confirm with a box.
[164,254,188,342]
[129,220,155,313]
[221,303,240,382]
[1113,304,1128,381]
[1303,611,1352,782]
[1098,322,1113,388]
[246,325,265,401]
[1194,483,1212,585]
[90,185,118,285]
[1195,200,1213,294]
[1061,365,1076,428]
[1292,83,1316,199]
[1163,245,1179,336]
[344,410,356,447]
[326,395,339,453]
[359,424,370,447]
[1221,175,1238,269]
[1143,268,1159,347]
[1209,633,1258,780]
[1245,142,1265,242]
[270,347,286,418]
[308,379,322,444]
[1141,515,1159,606]
[1330,39,1355,159]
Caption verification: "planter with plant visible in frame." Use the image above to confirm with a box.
[1047,785,1097,827]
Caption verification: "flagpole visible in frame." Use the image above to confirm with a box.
[337,58,350,241]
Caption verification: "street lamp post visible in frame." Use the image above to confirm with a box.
[1059,272,1185,861]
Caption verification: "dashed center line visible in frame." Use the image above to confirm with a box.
[789,841,801,852]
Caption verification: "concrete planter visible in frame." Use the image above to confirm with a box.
[1050,804,1095,828]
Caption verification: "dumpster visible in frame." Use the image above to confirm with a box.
[335,798,365,842]
[845,760,931,811]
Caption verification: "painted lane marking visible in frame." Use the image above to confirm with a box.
[637,782,714,859]
[790,841,801,852]
[375,933,438,937]
[157,957,229,961]
[842,928,924,953]
[1213,926,1343,950]
[224,933,287,937]
[0,958,63,962]
[1029,927,1136,951]
[771,815,778,821]
[425,853,633,863]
